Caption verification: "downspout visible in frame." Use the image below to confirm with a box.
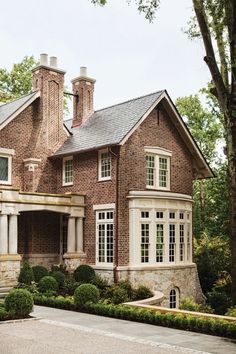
[109,147,120,283]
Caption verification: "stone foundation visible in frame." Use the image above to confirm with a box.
[63,252,87,273]
[0,255,21,287]
[22,253,60,270]
[94,263,205,306]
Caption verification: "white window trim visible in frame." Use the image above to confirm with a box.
[0,148,14,185]
[62,156,73,186]
[145,147,171,191]
[98,149,111,181]
[96,209,114,266]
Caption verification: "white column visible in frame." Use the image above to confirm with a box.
[67,217,76,253]
[76,217,83,252]
[0,214,8,254]
[9,214,18,254]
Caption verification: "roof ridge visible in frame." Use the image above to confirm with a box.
[94,90,165,113]
[0,90,38,108]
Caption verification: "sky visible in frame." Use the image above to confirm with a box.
[0,0,211,111]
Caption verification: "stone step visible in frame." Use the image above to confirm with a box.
[0,287,12,299]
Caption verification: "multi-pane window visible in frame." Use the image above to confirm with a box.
[187,223,191,262]
[99,150,111,180]
[156,224,164,262]
[145,149,170,190]
[169,224,175,262]
[156,211,164,219]
[141,211,149,218]
[0,148,14,185]
[97,211,114,264]
[169,212,175,219]
[62,156,73,186]
[179,224,185,262]
[146,155,155,186]
[141,224,149,263]
[0,156,9,183]
[170,289,177,309]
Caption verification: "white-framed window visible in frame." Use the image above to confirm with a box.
[96,210,114,264]
[169,288,179,309]
[135,206,192,266]
[98,149,111,181]
[0,148,14,185]
[145,147,171,190]
[62,156,73,186]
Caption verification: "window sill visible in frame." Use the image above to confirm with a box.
[62,182,73,187]
[0,181,12,185]
[97,178,112,183]
[146,186,170,191]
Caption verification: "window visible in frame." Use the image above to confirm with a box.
[179,224,185,262]
[169,288,179,309]
[156,211,164,219]
[98,150,111,181]
[169,224,176,262]
[145,147,171,190]
[141,223,149,263]
[0,148,14,185]
[141,211,149,218]
[156,224,164,262]
[96,210,114,264]
[62,156,73,186]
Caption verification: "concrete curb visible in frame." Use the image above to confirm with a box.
[0,316,42,325]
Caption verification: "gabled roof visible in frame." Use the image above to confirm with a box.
[0,91,40,130]
[55,91,164,156]
[55,90,213,179]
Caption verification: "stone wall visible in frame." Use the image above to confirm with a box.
[0,258,21,287]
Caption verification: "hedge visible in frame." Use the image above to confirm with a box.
[33,294,236,339]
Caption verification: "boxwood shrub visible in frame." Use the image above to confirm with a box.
[74,265,95,283]
[74,284,99,309]
[51,271,66,288]
[5,289,33,318]
[38,276,59,294]
[18,262,34,285]
[32,265,48,283]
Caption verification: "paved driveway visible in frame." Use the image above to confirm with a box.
[0,305,235,354]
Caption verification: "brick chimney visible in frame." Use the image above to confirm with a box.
[32,53,66,150]
[71,67,96,127]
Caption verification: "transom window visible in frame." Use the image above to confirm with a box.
[145,147,171,190]
[0,148,14,185]
[96,210,114,264]
[98,150,111,181]
[62,156,73,186]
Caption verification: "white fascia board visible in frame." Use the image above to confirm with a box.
[127,190,193,202]
[119,91,166,146]
[0,91,40,131]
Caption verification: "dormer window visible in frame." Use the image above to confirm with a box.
[145,147,171,190]
[0,148,14,185]
[98,149,111,181]
[62,156,73,186]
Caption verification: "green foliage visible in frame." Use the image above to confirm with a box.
[32,266,48,283]
[38,276,59,294]
[51,264,68,275]
[179,297,200,312]
[0,56,37,103]
[74,265,95,283]
[133,285,153,301]
[207,290,232,315]
[194,235,230,294]
[63,278,81,296]
[0,307,8,321]
[18,261,34,285]
[91,274,109,297]
[117,280,134,299]
[111,287,129,304]
[15,282,39,294]
[74,284,100,309]
[226,307,236,317]
[5,289,33,318]
[51,271,66,288]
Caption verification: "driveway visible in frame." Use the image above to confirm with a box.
[0,305,235,354]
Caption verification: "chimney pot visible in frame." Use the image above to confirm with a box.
[40,53,48,66]
[50,56,58,68]
[80,66,87,77]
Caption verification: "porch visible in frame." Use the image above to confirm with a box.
[0,189,86,287]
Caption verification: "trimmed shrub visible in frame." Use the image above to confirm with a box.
[117,280,134,299]
[179,297,200,312]
[64,278,81,296]
[38,276,59,294]
[111,287,129,305]
[74,265,95,283]
[32,265,48,283]
[0,307,8,321]
[74,284,99,309]
[133,285,153,301]
[15,282,39,294]
[91,275,109,297]
[5,289,33,318]
[18,262,34,285]
[51,264,68,275]
[51,271,66,288]
[226,307,236,317]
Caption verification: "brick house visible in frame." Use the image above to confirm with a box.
[0,54,213,307]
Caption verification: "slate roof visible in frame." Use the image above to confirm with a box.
[55,90,164,156]
[0,91,39,127]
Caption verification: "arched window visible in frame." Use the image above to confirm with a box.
[169,288,179,308]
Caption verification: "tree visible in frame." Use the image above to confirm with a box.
[91,0,236,304]
[0,56,37,103]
